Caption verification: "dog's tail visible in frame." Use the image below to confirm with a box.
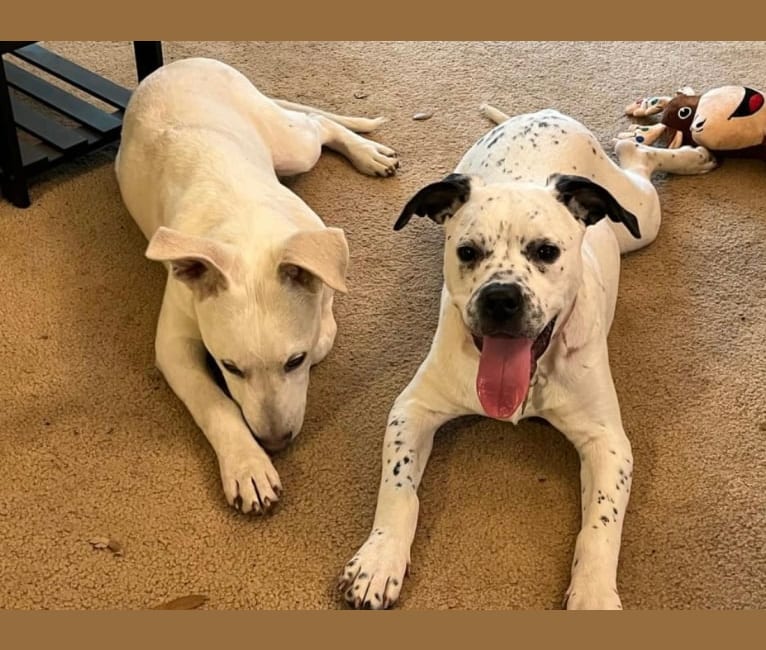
[480,103,511,125]
[273,98,387,133]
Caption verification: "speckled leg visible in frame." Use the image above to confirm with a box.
[338,383,455,609]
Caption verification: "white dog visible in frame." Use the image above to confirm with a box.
[115,58,398,515]
[339,105,715,609]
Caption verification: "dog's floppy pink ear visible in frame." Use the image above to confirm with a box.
[145,226,237,299]
[279,227,349,294]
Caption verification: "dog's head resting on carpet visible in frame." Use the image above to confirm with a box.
[394,172,639,418]
[146,225,349,451]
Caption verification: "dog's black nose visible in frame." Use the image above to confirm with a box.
[479,283,523,323]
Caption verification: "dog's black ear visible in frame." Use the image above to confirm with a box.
[394,173,472,231]
[549,174,641,239]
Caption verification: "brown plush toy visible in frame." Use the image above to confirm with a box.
[618,85,766,161]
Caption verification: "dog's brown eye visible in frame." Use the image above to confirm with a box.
[536,244,560,263]
[221,360,245,377]
[457,245,480,263]
[284,352,307,373]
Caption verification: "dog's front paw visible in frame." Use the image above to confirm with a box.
[563,582,623,610]
[218,442,282,515]
[338,530,409,609]
[349,140,400,177]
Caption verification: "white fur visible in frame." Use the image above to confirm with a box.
[339,108,715,609]
[115,58,398,515]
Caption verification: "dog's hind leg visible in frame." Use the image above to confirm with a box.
[607,139,717,254]
[311,113,400,177]
[272,98,386,133]
[615,139,717,178]
[262,101,399,178]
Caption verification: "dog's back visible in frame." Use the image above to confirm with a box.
[458,109,660,250]
[116,58,307,243]
[457,110,612,182]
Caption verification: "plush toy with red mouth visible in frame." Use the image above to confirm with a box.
[617,85,766,161]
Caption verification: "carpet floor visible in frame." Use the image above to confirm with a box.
[0,41,764,609]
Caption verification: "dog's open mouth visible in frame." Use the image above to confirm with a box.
[472,317,557,420]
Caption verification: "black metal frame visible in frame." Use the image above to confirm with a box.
[0,41,163,208]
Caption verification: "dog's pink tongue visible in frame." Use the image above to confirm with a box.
[476,336,533,419]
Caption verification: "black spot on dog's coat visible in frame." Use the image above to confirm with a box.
[487,132,504,148]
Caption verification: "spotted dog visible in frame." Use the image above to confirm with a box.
[338,106,715,609]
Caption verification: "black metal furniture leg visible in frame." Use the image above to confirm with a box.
[1,41,165,208]
[0,58,30,208]
[133,42,164,82]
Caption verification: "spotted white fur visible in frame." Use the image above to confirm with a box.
[339,107,715,609]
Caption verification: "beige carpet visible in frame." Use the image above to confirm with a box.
[1,41,764,610]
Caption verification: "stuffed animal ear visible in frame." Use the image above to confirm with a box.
[279,227,349,294]
[145,227,237,299]
[548,174,641,239]
[394,174,473,230]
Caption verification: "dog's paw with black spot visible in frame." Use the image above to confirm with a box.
[337,530,409,609]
